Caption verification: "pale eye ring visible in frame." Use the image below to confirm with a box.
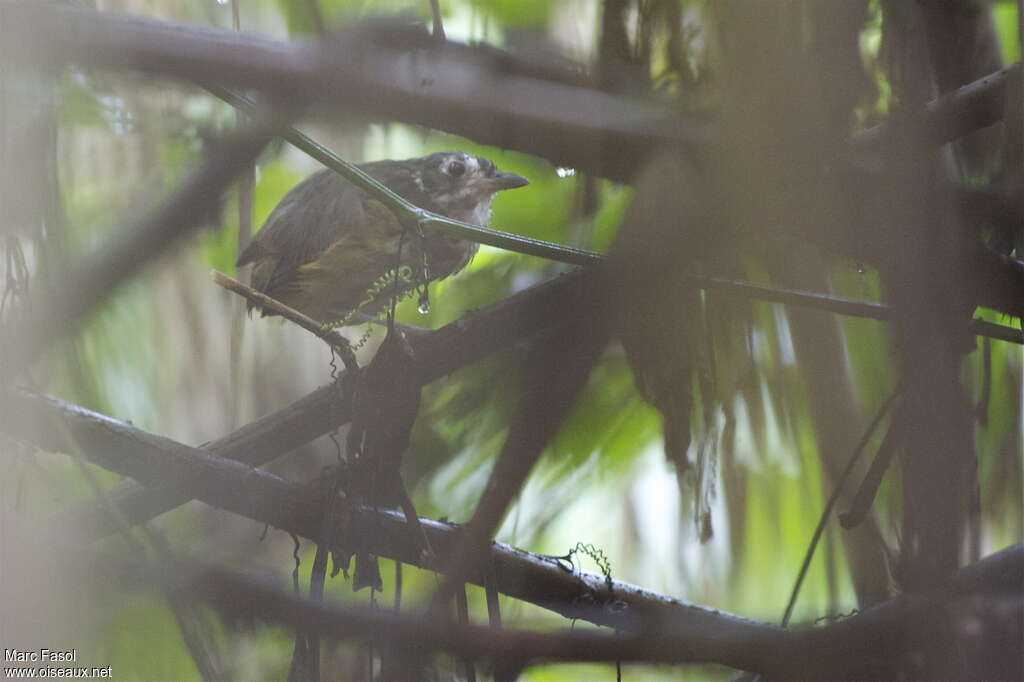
[447,161,466,178]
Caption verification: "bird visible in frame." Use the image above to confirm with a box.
[237,151,529,324]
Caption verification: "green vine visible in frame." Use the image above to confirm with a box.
[324,265,416,332]
[556,542,615,597]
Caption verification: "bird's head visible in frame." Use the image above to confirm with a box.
[412,151,529,225]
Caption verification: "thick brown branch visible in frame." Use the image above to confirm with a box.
[72,547,789,673]
[5,2,1018,183]
[5,3,1023,318]
[50,261,1023,541]
[2,388,769,645]
[60,537,1022,679]
[51,270,597,539]
[0,1,698,182]
[855,62,1020,154]
[10,388,1020,678]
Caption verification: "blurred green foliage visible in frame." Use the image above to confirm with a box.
[993,1,1022,63]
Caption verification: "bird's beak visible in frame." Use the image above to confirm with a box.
[488,171,529,191]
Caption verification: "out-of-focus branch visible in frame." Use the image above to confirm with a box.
[0,2,312,98]
[214,87,1024,320]
[48,270,599,539]
[2,387,773,645]
[10,388,1020,678]
[211,87,1024,324]
[61,535,1022,678]
[0,121,280,381]
[0,0,698,182]
[7,2,1018,183]
[5,2,1023,315]
[855,62,1020,154]
[73,547,792,673]
[428,320,608,613]
[699,276,1023,344]
[49,261,1024,540]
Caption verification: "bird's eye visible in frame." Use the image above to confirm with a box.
[447,161,466,178]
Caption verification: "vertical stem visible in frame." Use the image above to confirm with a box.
[455,584,476,681]
[228,0,253,432]
[882,2,976,678]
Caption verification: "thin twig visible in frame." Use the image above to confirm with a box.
[456,583,477,681]
[701,276,1023,345]
[780,384,904,627]
[393,560,403,614]
[212,270,358,371]
[206,94,1023,339]
[228,0,253,432]
[839,419,904,529]
[54,261,1023,545]
[348,311,428,336]
[485,565,502,629]
[207,85,601,267]
[209,90,1024,342]
[854,61,1022,153]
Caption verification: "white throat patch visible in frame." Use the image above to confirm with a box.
[447,194,495,226]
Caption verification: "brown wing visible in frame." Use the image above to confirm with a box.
[237,161,429,290]
[236,160,435,318]
[237,169,368,304]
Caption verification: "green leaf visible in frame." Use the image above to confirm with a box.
[468,0,553,29]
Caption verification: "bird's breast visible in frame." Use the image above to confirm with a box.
[421,234,478,279]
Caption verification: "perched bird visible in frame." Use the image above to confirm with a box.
[237,151,529,323]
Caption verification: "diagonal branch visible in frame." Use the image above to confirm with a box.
[429,319,609,613]
[50,263,1023,542]
[66,546,792,673]
[207,85,601,266]
[854,62,1021,154]
[48,270,598,540]
[1,1,698,183]
[211,85,1024,321]
[2,387,771,644]
[6,2,1018,182]
[55,534,1023,679]
[212,270,357,369]
[16,386,1019,679]
[6,2,1023,318]
[207,89,1024,335]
